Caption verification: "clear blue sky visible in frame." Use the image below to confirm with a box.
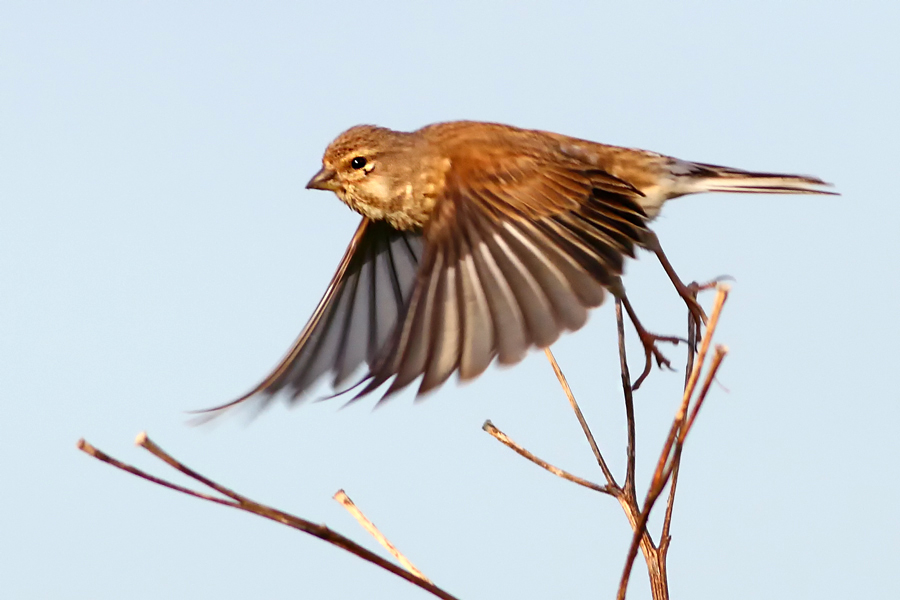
[2,2,898,598]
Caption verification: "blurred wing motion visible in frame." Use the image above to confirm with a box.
[203,218,424,414]
[359,148,653,400]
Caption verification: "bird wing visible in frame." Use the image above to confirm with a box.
[359,149,652,401]
[202,218,424,414]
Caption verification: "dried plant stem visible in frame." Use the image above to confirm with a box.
[616,300,638,504]
[333,489,432,583]
[482,421,614,496]
[681,346,727,442]
[544,327,660,581]
[81,275,732,600]
[543,347,616,487]
[77,434,459,600]
[484,283,730,600]
[488,323,665,597]
[616,285,730,600]
[660,280,705,557]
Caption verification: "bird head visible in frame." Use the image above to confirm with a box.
[306,125,425,225]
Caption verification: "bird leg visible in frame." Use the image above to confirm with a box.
[641,231,733,348]
[641,230,709,329]
[609,278,686,390]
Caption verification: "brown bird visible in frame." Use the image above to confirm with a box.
[207,121,833,414]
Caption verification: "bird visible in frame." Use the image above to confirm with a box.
[205,120,833,415]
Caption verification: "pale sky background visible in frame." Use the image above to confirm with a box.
[2,1,898,599]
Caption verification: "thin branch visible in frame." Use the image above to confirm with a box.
[682,346,728,441]
[659,345,728,559]
[77,435,460,600]
[543,347,617,488]
[661,283,704,555]
[651,285,730,494]
[616,284,730,600]
[77,438,233,506]
[333,489,432,584]
[658,453,681,560]
[616,355,728,600]
[482,420,615,496]
[616,300,638,505]
[137,432,244,503]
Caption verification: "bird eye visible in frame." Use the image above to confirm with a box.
[350,156,367,170]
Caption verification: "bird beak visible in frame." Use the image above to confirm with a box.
[306,167,339,191]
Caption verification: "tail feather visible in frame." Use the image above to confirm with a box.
[687,162,837,196]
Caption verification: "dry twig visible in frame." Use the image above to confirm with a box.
[333,489,432,583]
[482,283,731,600]
[81,277,732,599]
[77,433,458,600]
[615,284,730,600]
[482,420,613,496]
[544,347,616,486]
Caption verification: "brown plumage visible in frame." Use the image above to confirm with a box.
[206,121,834,414]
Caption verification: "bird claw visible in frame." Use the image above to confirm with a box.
[616,271,723,390]
[632,330,683,390]
[683,288,708,326]
[683,276,732,349]
[687,275,732,296]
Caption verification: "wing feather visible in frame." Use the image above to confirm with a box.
[359,153,652,399]
[456,225,496,379]
[420,235,462,394]
[202,218,422,413]
[211,131,654,411]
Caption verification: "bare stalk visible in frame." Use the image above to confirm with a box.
[334,489,432,583]
[543,347,617,487]
[660,280,706,558]
[77,435,459,600]
[616,285,730,600]
[482,421,614,496]
[81,277,732,600]
[616,300,638,505]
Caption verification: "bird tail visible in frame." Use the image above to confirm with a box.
[685,162,837,196]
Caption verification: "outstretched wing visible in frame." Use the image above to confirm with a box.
[359,147,652,400]
[204,218,424,414]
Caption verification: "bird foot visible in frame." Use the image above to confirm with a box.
[683,276,733,347]
[632,330,687,391]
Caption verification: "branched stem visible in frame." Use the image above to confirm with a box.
[543,347,617,488]
[80,275,733,600]
[77,435,459,600]
[486,284,731,600]
[616,285,730,600]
